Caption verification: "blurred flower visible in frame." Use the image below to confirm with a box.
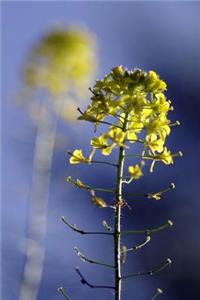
[22,25,97,121]
[91,195,107,208]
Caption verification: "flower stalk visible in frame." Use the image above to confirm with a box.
[114,112,128,299]
[61,66,182,300]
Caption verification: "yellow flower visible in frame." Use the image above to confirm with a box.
[145,136,164,153]
[107,127,125,144]
[90,135,116,156]
[66,176,88,189]
[147,192,162,200]
[78,111,102,123]
[127,131,137,143]
[144,71,167,93]
[75,179,88,189]
[74,66,181,175]
[128,164,143,179]
[149,147,173,172]
[155,147,173,165]
[151,93,171,114]
[90,135,108,149]
[127,115,144,133]
[69,149,89,164]
[91,196,107,208]
[145,116,170,141]
[101,145,115,156]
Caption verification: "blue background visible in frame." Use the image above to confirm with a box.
[2,1,200,300]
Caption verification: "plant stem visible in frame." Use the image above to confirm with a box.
[114,146,124,300]
[114,115,128,300]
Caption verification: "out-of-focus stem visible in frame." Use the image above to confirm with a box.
[19,103,59,300]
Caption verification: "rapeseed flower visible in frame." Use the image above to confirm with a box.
[128,164,143,179]
[69,66,181,174]
[69,149,89,164]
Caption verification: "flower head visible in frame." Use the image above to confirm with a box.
[74,66,181,175]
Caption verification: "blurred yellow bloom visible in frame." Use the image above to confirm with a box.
[128,164,143,179]
[91,196,107,208]
[75,179,87,189]
[24,26,97,96]
[66,176,88,189]
[22,25,97,122]
[147,193,162,200]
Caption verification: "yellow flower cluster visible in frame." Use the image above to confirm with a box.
[70,66,181,173]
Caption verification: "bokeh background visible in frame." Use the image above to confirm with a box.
[2,1,200,300]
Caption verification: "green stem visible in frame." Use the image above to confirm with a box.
[114,114,128,300]
[91,187,116,193]
[74,247,115,269]
[121,220,173,235]
[114,146,124,300]
[121,258,171,279]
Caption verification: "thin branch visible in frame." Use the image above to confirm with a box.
[66,176,116,194]
[90,160,118,167]
[121,258,171,279]
[121,235,151,253]
[77,108,123,129]
[74,247,115,269]
[124,154,153,160]
[75,267,115,289]
[124,182,176,199]
[67,151,118,167]
[122,177,133,185]
[124,151,183,161]
[60,216,113,236]
[57,287,71,300]
[146,182,175,200]
[125,139,144,144]
[124,192,148,197]
[92,187,116,193]
[151,288,163,300]
[121,220,173,235]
